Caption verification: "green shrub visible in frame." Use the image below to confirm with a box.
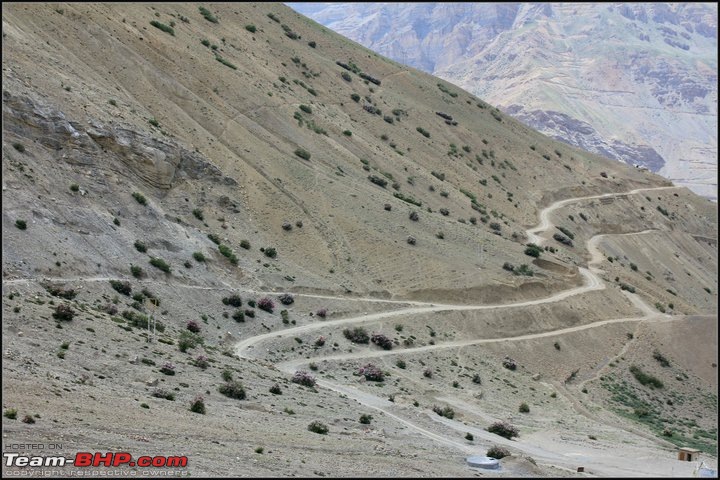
[215,55,237,70]
[15,219,27,230]
[245,24,256,33]
[556,226,574,240]
[264,247,277,258]
[359,414,372,424]
[524,243,542,258]
[4,408,18,420]
[465,432,474,441]
[487,445,510,459]
[193,252,205,262]
[350,93,360,102]
[110,280,132,296]
[198,6,218,23]
[12,142,25,153]
[629,365,663,388]
[134,240,147,252]
[178,331,203,353]
[308,421,329,435]
[132,192,147,205]
[149,257,171,273]
[416,127,430,138]
[343,130,352,136]
[299,104,312,114]
[218,381,246,400]
[150,20,174,35]
[190,395,206,414]
[53,304,75,322]
[343,327,369,344]
[519,402,530,413]
[70,184,79,192]
[130,265,144,278]
[294,148,311,160]
[218,245,238,265]
[432,405,455,419]
[487,421,519,439]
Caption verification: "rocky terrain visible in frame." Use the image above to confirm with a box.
[290,2,718,200]
[2,3,717,477]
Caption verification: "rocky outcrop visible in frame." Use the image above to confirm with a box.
[2,91,235,190]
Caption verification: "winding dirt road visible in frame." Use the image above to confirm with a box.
[232,184,693,475]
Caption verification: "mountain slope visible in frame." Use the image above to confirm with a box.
[289,2,718,200]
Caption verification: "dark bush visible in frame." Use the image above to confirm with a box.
[278,293,294,305]
[524,243,542,258]
[371,333,393,350]
[519,402,530,413]
[343,327,369,344]
[186,320,201,333]
[149,257,171,273]
[190,395,206,414]
[159,363,176,376]
[222,294,243,307]
[487,445,511,459]
[359,414,372,424]
[150,20,175,35]
[487,421,519,439]
[53,304,75,322]
[270,384,282,395]
[407,236,416,245]
[432,405,455,419]
[368,175,388,188]
[232,310,245,322]
[553,233,573,246]
[316,308,327,318]
[294,148,311,160]
[409,211,419,221]
[198,6,218,23]
[258,297,275,313]
[292,370,316,387]
[132,192,147,205]
[264,247,277,258]
[307,421,328,434]
[110,280,132,296]
[502,356,517,371]
[219,381,246,400]
[358,363,384,382]
[629,365,664,388]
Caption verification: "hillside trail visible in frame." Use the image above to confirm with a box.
[1,184,692,474]
[231,185,696,474]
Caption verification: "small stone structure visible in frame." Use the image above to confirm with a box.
[677,447,700,462]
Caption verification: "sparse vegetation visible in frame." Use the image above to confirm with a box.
[198,6,218,23]
[149,257,171,273]
[218,381,246,400]
[487,421,519,439]
[432,405,455,419]
[150,20,174,36]
[132,192,147,205]
[487,445,511,459]
[307,421,328,435]
[189,395,206,414]
[629,365,664,389]
[343,327,369,344]
[294,148,311,160]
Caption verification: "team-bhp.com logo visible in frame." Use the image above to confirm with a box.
[4,452,188,468]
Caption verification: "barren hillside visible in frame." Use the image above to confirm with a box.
[2,3,717,477]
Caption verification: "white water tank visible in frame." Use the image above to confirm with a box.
[466,455,500,470]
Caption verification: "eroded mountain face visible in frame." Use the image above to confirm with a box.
[290,2,718,200]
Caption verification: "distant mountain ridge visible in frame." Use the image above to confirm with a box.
[289,2,718,200]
